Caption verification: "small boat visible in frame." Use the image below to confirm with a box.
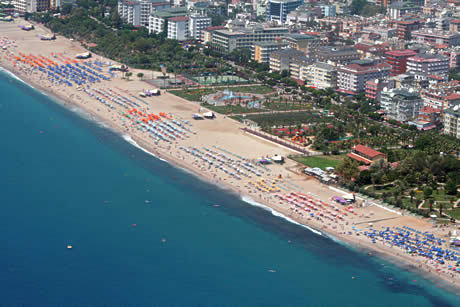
[145,200,151,204]
[67,245,73,249]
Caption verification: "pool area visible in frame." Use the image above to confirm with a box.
[219,90,250,101]
[202,90,266,109]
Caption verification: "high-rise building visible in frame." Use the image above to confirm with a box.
[268,0,304,24]
[189,14,211,40]
[385,49,417,76]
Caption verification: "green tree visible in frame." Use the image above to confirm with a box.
[423,187,432,199]
[137,72,144,80]
[409,189,415,203]
[62,3,73,15]
[125,71,132,80]
[445,179,457,195]
[336,157,359,182]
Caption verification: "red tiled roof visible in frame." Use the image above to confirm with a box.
[385,49,417,57]
[169,16,188,22]
[446,93,460,100]
[205,26,225,31]
[428,74,445,80]
[353,144,384,158]
[151,2,170,5]
[419,106,441,113]
[347,153,372,165]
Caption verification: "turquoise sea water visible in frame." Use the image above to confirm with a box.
[0,69,459,307]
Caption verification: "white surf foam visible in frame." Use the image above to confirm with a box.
[122,134,168,162]
[240,195,323,236]
[0,66,33,87]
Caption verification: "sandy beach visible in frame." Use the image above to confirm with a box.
[1,19,459,293]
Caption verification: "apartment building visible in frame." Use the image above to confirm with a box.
[337,60,391,95]
[380,88,424,122]
[167,16,189,41]
[118,0,171,27]
[365,79,395,101]
[283,33,324,54]
[210,26,289,53]
[395,20,421,40]
[443,105,460,139]
[189,14,211,40]
[385,49,417,76]
[252,41,287,63]
[412,29,460,47]
[387,1,421,19]
[269,48,304,72]
[407,53,450,76]
[305,62,337,89]
[312,46,360,65]
[13,0,49,13]
[148,7,187,34]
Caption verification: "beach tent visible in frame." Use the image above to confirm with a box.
[271,155,284,163]
[76,52,91,59]
[203,112,215,119]
[343,193,355,202]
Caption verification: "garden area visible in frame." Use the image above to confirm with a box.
[335,151,460,221]
[169,85,274,102]
[290,155,344,170]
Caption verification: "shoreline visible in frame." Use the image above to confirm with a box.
[2,60,459,295]
[1,21,459,295]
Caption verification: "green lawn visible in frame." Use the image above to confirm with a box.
[291,155,344,170]
[203,104,263,114]
[169,85,274,101]
[263,101,312,111]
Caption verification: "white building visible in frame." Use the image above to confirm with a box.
[443,105,460,139]
[13,0,49,13]
[148,7,187,34]
[118,0,141,26]
[118,0,170,27]
[380,88,424,122]
[167,16,189,41]
[306,62,337,89]
[189,14,211,40]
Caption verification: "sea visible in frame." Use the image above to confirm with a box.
[0,69,459,307]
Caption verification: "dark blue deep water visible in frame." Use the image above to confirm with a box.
[0,70,459,307]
